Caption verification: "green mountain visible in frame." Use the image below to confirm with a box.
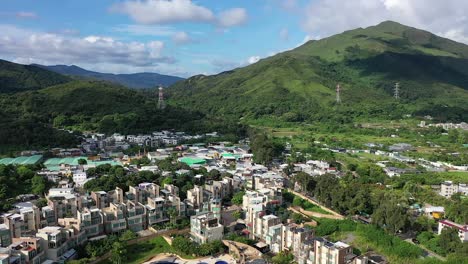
[0,59,70,93]
[0,77,239,153]
[168,21,468,123]
[34,64,184,89]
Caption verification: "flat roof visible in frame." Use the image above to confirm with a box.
[179,157,206,166]
[44,157,121,170]
[0,155,43,165]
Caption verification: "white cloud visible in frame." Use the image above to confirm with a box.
[113,24,176,36]
[172,31,192,44]
[302,0,468,44]
[217,8,248,27]
[439,28,468,44]
[111,0,248,28]
[280,28,289,41]
[247,56,260,64]
[281,0,299,12]
[0,24,174,73]
[15,11,38,19]
[210,54,260,73]
[110,0,214,24]
[211,59,239,72]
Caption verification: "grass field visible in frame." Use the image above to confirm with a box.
[433,171,468,183]
[302,200,332,215]
[98,236,194,264]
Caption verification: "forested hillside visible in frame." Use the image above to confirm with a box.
[0,60,70,93]
[168,21,468,124]
[0,78,243,153]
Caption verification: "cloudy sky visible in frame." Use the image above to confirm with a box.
[1,0,467,77]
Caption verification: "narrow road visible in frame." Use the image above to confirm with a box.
[289,206,343,220]
[405,238,446,261]
[287,189,344,219]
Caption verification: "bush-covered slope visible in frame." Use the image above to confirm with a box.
[0,79,243,153]
[0,59,70,93]
[168,21,468,123]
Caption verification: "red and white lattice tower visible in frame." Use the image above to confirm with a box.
[336,83,342,104]
[158,86,166,109]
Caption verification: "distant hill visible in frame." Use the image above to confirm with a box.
[0,75,240,152]
[34,64,184,89]
[0,59,70,92]
[168,21,468,123]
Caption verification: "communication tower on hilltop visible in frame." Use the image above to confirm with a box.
[336,83,342,104]
[394,82,400,100]
[158,86,166,109]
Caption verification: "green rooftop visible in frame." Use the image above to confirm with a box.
[179,157,206,166]
[221,153,242,159]
[44,157,121,171]
[0,155,43,165]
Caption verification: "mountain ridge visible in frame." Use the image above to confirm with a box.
[168,21,468,123]
[34,64,184,89]
[0,59,71,93]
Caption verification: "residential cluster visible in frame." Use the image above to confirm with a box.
[80,130,217,153]
[0,128,467,264]
[0,181,189,263]
[239,188,377,264]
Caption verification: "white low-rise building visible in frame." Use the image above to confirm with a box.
[190,212,223,244]
[72,170,88,187]
[438,220,468,242]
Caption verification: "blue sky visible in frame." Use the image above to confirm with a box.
[0,0,467,77]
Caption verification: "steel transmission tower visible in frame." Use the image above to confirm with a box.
[336,83,342,104]
[394,82,400,100]
[157,86,166,109]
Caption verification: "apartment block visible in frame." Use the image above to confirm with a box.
[102,203,127,235]
[313,238,354,264]
[0,225,11,248]
[439,181,459,198]
[10,237,45,264]
[77,208,104,238]
[36,226,86,261]
[126,201,147,232]
[190,212,224,244]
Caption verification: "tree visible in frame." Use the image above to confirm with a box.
[413,215,436,232]
[111,241,126,264]
[314,174,339,207]
[231,191,245,205]
[439,227,461,254]
[17,166,34,180]
[271,251,295,264]
[294,172,316,192]
[35,198,48,208]
[119,230,137,241]
[445,199,468,224]
[372,196,408,235]
[292,196,303,207]
[447,129,459,143]
[232,210,242,220]
[31,174,46,195]
[167,207,178,225]
[172,236,194,255]
[161,176,173,187]
[78,158,87,165]
[208,169,221,180]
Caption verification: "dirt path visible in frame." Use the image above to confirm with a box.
[405,238,446,261]
[290,206,344,220]
[287,189,344,219]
